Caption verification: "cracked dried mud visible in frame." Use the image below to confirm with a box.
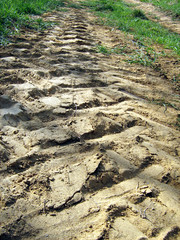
[0,3,180,240]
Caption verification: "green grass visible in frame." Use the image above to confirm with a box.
[0,0,65,44]
[66,2,83,9]
[175,114,180,129]
[139,0,180,19]
[96,44,127,55]
[83,0,180,56]
[150,98,179,110]
[127,47,159,67]
[96,43,162,68]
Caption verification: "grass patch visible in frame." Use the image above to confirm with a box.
[127,47,159,67]
[0,0,65,45]
[96,44,127,55]
[175,114,180,129]
[132,9,149,20]
[96,44,111,54]
[139,0,180,19]
[151,98,179,111]
[95,44,127,55]
[82,0,180,56]
[96,43,160,68]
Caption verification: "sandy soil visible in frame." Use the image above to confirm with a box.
[0,4,180,240]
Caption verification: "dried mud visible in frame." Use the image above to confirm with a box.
[0,6,180,240]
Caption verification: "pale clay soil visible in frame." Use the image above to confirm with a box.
[0,2,180,240]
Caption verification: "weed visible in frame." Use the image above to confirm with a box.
[27,18,53,31]
[96,44,127,55]
[175,114,180,129]
[132,9,148,20]
[151,99,179,111]
[127,47,158,67]
[173,75,180,83]
[96,44,111,54]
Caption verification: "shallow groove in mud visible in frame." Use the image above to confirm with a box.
[0,6,180,240]
[6,154,49,174]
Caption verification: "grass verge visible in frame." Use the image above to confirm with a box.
[82,0,180,56]
[139,0,180,19]
[0,0,65,45]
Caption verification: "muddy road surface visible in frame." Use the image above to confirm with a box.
[0,6,180,240]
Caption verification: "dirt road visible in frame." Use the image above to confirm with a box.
[123,0,180,34]
[0,5,180,240]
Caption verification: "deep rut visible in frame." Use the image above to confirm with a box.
[0,8,180,240]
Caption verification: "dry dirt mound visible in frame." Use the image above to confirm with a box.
[0,7,180,240]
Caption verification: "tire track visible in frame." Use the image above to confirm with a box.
[0,8,180,240]
[122,0,180,34]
